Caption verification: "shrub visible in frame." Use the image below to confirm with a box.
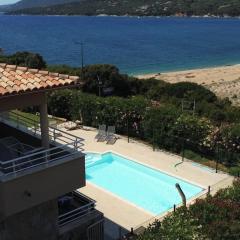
[48,89,74,119]
[0,51,46,69]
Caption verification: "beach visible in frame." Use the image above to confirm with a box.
[136,64,240,106]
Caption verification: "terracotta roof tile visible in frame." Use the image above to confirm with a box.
[69,76,79,81]
[0,86,8,95]
[39,70,49,75]
[0,63,80,97]
[59,74,69,79]
[17,66,28,71]
[49,72,59,77]
[7,65,17,70]
[28,68,39,73]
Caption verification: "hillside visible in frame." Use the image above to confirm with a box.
[5,0,78,11]
[0,5,11,12]
[7,0,240,16]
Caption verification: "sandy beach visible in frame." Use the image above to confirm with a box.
[136,64,240,106]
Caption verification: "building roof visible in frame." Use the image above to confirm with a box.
[0,63,80,97]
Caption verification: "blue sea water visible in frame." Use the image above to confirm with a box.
[1,15,240,74]
[86,152,203,215]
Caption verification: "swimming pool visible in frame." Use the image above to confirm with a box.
[86,152,204,215]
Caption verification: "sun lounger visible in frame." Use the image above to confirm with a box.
[106,126,117,145]
[95,124,107,142]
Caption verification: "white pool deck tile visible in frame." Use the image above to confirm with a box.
[71,128,233,230]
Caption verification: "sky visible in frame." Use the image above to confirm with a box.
[0,0,19,5]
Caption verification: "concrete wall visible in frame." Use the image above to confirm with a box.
[59,211,104,240]
[0,199,58,240]
[0,155,85,219]
[0,201,104,240]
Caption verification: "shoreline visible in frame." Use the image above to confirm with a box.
[2,13,240,19]
[135,63,240,81]
[136,64,240,106]
[135,63,240,84]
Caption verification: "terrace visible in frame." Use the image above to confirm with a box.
[0,111,84,180]
[71,127,234,234]
[58,191,103,236]
[58,191,96,227]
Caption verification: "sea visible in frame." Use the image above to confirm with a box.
[1,15,240,75]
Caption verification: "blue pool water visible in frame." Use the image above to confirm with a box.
[86,152,203,215]
[1,15,240,74]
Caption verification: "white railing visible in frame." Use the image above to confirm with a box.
[0,111,85,178]
[0,140,82,178]
[58,191,96,227]
[0,111,84,151]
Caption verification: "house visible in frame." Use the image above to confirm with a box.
[0,63,104,240]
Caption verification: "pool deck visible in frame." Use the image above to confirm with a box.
[71,127,233,231]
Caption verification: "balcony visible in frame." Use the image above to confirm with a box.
[58,191,104,235]
[0,137,83,180]
[0,111,86,219]
[0,111,84,179]
[59,191,96,227]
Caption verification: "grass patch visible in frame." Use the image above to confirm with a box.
[12,110,40,122]
[10,110,40,127]
[10,110,65,127]
[229,166,240,177]
[182,149,228,172]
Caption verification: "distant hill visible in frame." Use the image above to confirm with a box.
[7,0,240,17]
[5,0,79,11]
[0,5,11,12]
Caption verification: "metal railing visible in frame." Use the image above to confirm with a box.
[0,111,84,151]
[0,141,82,177]
[0,111,85,178]
[58,191,96,227]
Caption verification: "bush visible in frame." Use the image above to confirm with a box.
[81,64,133,97]
[229,166,240,177]
[164,82,217,103]
[47,88,239,168]
[71,92,148,134]
[0,51,46,69]
[48,89,74,119]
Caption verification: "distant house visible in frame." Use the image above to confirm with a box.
[0,63,104,240]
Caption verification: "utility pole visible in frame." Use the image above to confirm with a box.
[81,42,84,80]
[181,138,185,162]
[97,75,102,97]
[216,143,220,173]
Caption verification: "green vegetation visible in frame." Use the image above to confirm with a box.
[46,62,240,174]
[8,110,40,127]
[48,88,240,174]
[10,110,64,127]
[7,0,240,17]
[12,110,40,123]
[133,179,240,240]
[1,52,240,174]
[0,51,46,69]
[6,0,73,11]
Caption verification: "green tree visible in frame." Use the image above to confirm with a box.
[0,51,46,69]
